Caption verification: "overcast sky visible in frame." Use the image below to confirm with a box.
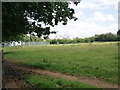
[49,0,119,39]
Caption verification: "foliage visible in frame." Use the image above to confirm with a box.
[117,30,120,35]
[48,33,119,44]
[117,30,120,41]
[2,2,80,41]
[95,33,117,41]
[21,35,43,42]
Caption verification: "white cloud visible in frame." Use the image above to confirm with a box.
[74,11,84,18]
[49,19,118,39]
[70,1,102,10]
[97,0,119,5]
[71,0,119,10]
[78,2,102,9]
[97,0,119,10]
[107,24,118,32]
[88,11,115,22]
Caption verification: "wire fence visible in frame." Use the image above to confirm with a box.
[4,61,35,88]
[1,41,50,47]
[1,50,35,89]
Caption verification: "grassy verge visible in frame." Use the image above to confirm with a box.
[4,42,118,84]
[25,74,96,88]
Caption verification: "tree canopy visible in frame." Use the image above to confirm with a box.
[2,2,80,42]
[117,30,120,35]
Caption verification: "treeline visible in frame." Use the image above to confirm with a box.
[48,33,120,44]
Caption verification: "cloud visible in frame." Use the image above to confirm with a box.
[97,0,119,5]
[97,0,119,10]
[70,0,119,10]
[49,19,118,39]
[108,24,118,32]
[69,1,102,10]
[74,11,84,18]
[88,11,115,22]
[78,2,103,9]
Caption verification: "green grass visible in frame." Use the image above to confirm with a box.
[4,42,118,84]
[25,74,96,88]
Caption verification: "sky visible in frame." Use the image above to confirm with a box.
[49,0,119,39]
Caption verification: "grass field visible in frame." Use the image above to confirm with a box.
[25,74,96,88]
[4,42,118,85]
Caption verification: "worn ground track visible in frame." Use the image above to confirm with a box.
[4,59,119,88]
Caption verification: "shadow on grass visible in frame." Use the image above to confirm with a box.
[4,51,15,55]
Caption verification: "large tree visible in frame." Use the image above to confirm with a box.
[2,2,80,41]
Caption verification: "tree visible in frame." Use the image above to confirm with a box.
[21,35,43,42]
[2,2,80,42]
[95,33,117,41]
[104,33,117,41]
[117,30,120,35]
[117,30,120,41]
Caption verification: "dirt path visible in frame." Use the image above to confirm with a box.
[4,59,119,88]
[4,62,31,88]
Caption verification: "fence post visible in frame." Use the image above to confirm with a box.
[2,50,5,89]
[0,50,2,89]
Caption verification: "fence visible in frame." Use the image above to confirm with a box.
[1,41,50,47]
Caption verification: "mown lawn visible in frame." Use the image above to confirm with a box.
[4,42,118,84]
